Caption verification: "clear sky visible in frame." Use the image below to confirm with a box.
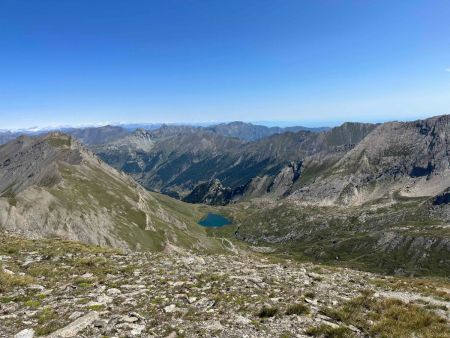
[1,0,449,129]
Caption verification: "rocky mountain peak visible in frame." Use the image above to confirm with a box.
[132,128,152,138]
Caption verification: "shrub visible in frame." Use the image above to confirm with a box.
[35,307,60,336]
[319,295,449,338]
[258,306,278,318]
[306,324,354,337]
[286,303,310,316]
[0,269,34,292]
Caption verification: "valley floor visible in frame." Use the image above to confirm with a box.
[0,234,449,338]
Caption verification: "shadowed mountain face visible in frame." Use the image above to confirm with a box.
[93,121,377,202]
[0,133,224,252]
[206,121,329,141]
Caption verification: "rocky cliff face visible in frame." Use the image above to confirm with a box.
[0,133,86,196]
[183,179,235,205]
[183,161,302,205]
[289,115,450,206]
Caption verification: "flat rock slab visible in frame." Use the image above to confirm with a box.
[46,312,99,338]
[14,329,35,338]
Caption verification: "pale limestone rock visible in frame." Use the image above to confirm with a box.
[46,312,99,338]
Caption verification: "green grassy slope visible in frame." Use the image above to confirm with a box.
[0,133,227,253]
[209,196,450,277]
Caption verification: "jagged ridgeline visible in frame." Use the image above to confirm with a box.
[92,116,450,208]
[0,133,223,252]
[89,115,450,276]
[1,116,450,276]
[93,121,376,203]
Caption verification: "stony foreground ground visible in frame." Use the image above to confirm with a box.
[0,234,449,338]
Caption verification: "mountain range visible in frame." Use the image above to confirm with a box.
[0,116,449,276]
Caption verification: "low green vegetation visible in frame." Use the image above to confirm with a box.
[306,324,354,337]
[319,292,449,338]
[46,134,71,148]
[212,197,449,277]
[0,267,34,292]
[258,306,279,318]
[285,303,310,316]
[35,307,60,336]
[52,161,226,253]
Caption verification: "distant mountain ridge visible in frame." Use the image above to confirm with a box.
[3,116,450,207]
[0,121,329,145]
[1,115,450,276]
[206,121,329,141]
[89,115,450,208]
[93,121,376,202]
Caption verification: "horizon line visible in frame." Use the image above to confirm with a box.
[2,112,447,132]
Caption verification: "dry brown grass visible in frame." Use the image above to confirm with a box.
[0,268,34,293]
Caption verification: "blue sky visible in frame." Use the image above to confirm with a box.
[0,0,449,129]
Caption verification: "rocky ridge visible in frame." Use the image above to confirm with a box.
[206,121,328,141]
[183,161,302,205]
[290,115,450,206]
[94,121,376,203]
[0,133,223,252]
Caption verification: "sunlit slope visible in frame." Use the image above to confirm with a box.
[0,133,223,252]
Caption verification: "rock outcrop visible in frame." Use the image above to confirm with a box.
[183,162,302,205]
[289,115,450,206]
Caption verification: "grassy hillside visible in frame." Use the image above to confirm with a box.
[0,133,226,253]
[209,195,450,277]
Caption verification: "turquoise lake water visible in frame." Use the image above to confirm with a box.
[198,213,232,227]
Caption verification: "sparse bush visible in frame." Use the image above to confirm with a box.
[25,299,41,308]
[279,331,294,338]
[304,291,315,299]
[306,324,354,337]
[35,307,60,336]
[0,269,34,292]
[285,303,310,316]
[258,305,278,318]
[87,304,105,311]
[319,294,449,338]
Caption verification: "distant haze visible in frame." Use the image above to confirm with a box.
[1,112,444,133]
